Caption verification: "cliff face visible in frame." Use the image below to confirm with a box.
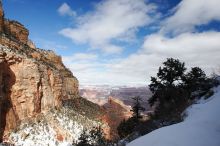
[0,45,79,125]
[0,2,108,144]
[0,41,80,141]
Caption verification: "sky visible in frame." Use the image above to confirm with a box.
[3,0,220,86]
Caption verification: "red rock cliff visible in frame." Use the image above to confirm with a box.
[0,2,79,142]
[0,1,29,43]
[0,2,111,145]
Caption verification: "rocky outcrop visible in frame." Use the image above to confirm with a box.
[0,42,80,140]
[3,20,29,44]
[0,0,29,46]
[102,96,133,140]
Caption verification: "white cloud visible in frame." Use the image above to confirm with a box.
[63,53,107,84]
[63,52,147,85]
[107,31,220,85]
[162,0,220,34]
[59,0,158,54]
[63,53,101,73]
[64,31,220,86]
[63,53,98,62]
[61,0,220,86]
[58,3,76,17]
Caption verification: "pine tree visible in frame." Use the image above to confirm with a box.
[117,96,145,138]
[117,118,137,138]
[149,58,186,106]
[75,130,91,146]
[131,96,145,120]
[89,127,106,146]
[183,67,207,91]
[148,58,188,121]
[75,127,107,146]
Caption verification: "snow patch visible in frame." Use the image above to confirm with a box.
[127,86,220,146]
[6,107,102,146]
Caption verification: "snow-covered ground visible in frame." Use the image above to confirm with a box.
[128,86,220,146]
[6,107,102,146]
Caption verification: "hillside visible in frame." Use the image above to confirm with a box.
[102,97,133,140]
[128,84,220,146]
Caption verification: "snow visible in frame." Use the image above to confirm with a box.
[9,122,58,146]
[6,107,102,146]
[127,86,220,146]
[59,142,72,146]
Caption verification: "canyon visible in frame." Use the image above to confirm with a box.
[80,85,152,112]
[80,85,153,139]
[0,1,152,144]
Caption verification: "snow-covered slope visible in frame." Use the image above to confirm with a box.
[6,106,103,146]
[127,86,220,146]
[0,96,107,146]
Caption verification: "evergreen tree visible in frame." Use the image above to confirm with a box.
[117,117,137,139]
[75,130,91,146]
[149,58,186,106]
[117,96,145,138]
[131,96,145,120]
[157,58,186,86]
[148,58,188,121]
[183,67,207,92]
[89,127,106,146]
[75,127,107,146]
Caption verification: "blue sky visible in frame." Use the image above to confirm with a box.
[3,0,220,86]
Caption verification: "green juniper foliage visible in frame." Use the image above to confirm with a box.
[149,58,215,122]
[75,127,108,146]
[131,96,145,120]
[117,96,145,138]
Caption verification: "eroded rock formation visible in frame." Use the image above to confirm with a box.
[0,0,29,47]
[0,1,108,144]
[0,34,79,143]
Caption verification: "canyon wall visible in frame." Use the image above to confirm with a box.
[0,1,83,143]
[0,42,80,141]
[0,1,113,144]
